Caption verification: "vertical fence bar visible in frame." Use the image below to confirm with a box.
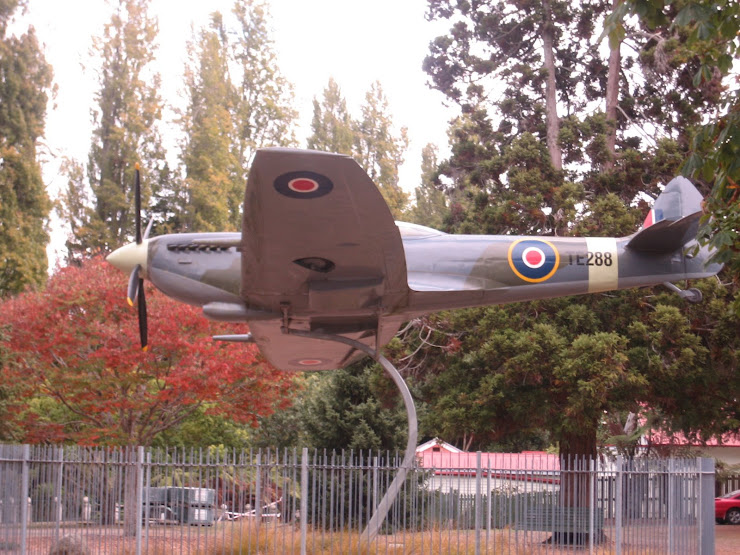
[301,447,308,555]
[474,451,481,555]
[55,446,63,545]
[20,444,29,555]
[135,446,143,555]
[615,455,623,555]
[699,457,715,555]
[589,457,595,555]
[668,458,675,555]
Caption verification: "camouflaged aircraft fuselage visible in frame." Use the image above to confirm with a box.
[107,149,721,371]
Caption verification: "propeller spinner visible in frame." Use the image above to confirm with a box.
[106,163,150,351]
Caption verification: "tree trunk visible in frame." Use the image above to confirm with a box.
[604,0,622,171]
[559,427,597,507]
[554,427,600,545]
[542,0,563,171]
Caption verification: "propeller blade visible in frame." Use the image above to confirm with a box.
[134,163,142,244]
[137,277,148,351]
[127,264,141,306]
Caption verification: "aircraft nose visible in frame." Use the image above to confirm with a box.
[106,240,149,276]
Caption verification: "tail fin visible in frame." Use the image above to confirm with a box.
[627,177,703,254]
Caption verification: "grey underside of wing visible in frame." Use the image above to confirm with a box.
[240,148,409,370]
[248,316,404,371]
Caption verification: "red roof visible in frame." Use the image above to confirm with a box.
[646,431,740,448]
[418,450,560,480]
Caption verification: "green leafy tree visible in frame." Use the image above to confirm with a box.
[307,77,355,155]
[300,362,407,452]
[307,79,409,219]
[417,0,738,471]
[606,0,740,281]
[231,0,298,170]
[60,0,165,257]
[408,143,448,229]
[171,0,297,233]
[0,0,53,295]
[354,81,409,219]
[179,13,241,232]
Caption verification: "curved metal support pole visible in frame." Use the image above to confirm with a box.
[283,328,418,545]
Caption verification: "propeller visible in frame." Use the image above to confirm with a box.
[126,163,149,351]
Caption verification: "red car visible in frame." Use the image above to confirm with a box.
[716,490,740,524]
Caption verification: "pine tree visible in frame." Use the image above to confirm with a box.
[60,0,165,257]
[0,0,53,295]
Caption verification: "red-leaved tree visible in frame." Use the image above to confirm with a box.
[2,257,295,446]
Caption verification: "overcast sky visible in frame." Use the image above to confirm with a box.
[22,0,456,201]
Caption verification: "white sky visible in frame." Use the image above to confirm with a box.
[23,0,456,196]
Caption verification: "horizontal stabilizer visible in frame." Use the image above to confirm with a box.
[626,211,701,253]
[627,176,704,254]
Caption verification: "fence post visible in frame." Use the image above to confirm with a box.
[668,458,675,554]
[255,451,262,522]
[55,446,63,544]
[475,451,481,555]
[589,457,595,555]
[20,444,29,555]
[615,455,623,555]
[301,448,308,555]
[698,457,715,554]
[135,446,144,555]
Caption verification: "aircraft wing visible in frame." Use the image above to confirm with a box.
[240,148,409,371]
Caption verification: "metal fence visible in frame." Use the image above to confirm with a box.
[0,444,715,554]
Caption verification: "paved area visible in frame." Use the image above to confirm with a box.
[715,523,740,554]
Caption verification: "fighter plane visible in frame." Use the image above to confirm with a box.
[107,148,722,371]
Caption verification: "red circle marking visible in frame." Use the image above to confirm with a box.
[298,359,323,366]
[522,247,545,269]
[289,178,319,193]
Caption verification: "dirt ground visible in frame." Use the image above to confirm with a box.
[715,523,740,554]
[13,522,740,553]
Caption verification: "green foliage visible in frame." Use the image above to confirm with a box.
[607,0,740,278]
[416,0,740,459]
[307,77,355,155]
[60,0,165,257]
[408,144,449,229]
[230,0,298,164]
[299,362,408,452]
[179,13,242,232]
[0,0,53,295]
[151,405,252,449]
[175,0,297,233]
[307,79,409,219]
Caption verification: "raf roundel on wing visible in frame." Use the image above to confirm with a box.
[508,239,560,283]
[274,171,333,199]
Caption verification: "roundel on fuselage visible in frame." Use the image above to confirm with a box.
[507,239,560,283]
[274,171,333,199]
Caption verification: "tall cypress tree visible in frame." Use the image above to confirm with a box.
[354,81,409,219]
[307,77,355,155]
[60,0,165,257]
[0,0,53,295]
[179,13,241,232]
[231,0,297,172]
